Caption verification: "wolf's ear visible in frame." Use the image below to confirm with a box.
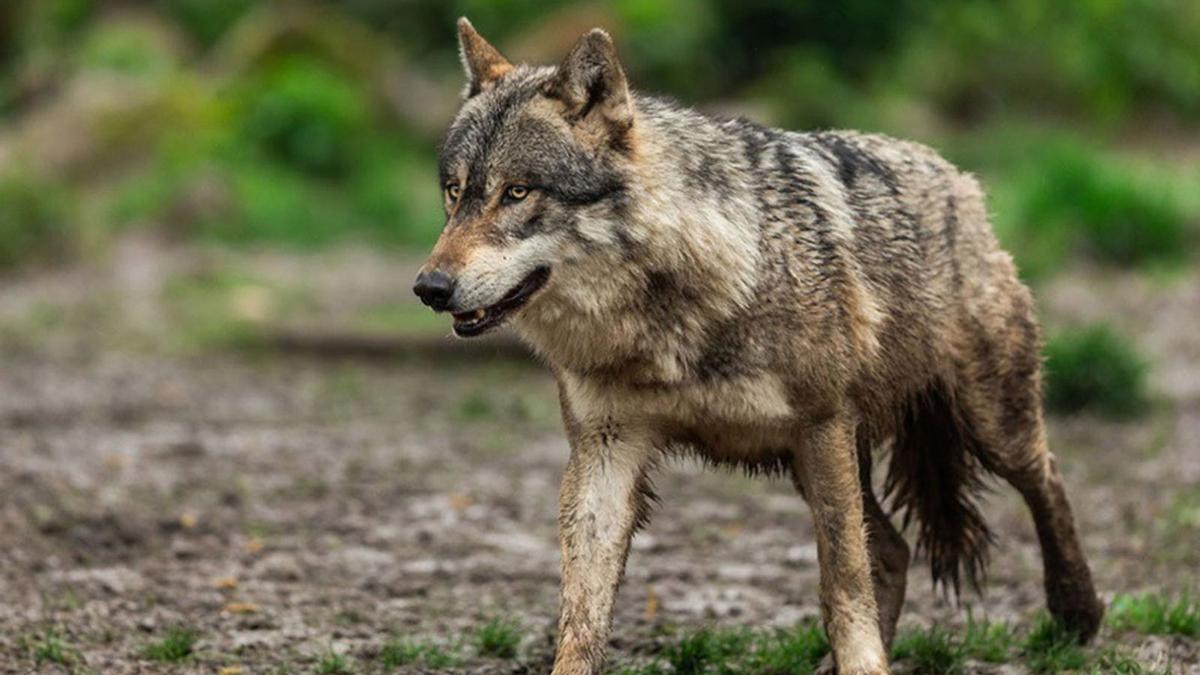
[457,17,513,96]
[546,29,633,140]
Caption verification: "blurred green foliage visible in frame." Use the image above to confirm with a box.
[237,56,370,178]
[0,172,74,270]
[0,0,1196,272]
[1044,324,1149,418]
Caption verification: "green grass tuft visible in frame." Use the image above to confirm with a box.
[1044,324,1149,418]
[960,617,1016,663]
[30,629,75,666]
[1022,614,1088,673]
[892,625,965,674]
[474,617,522,659]
[744,622,831,674]
[891,619,1015,672]
[1090,646,1160,674]
[317,648,354,674]
[615,622,828,674]
[378,636,459,669]
[141,628,199,662]
[663,628,750,674]
[1109,593,1200,637]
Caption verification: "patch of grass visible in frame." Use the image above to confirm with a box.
[617,622,828,674]
[1162,488,1200,537]
[1109,593,1200,637]
[30,629,75,666]
[142,628,199,662]
[960,617,1015,663]
[1044,324,1149,418]
[890,619,1014,672]
[744,622,830,674]
[663,628,750,674]
[456,392,496,422]
[892,625,964,674]
[317,648,354,674]
[161,270,315,350]
[1022,614,1087,673]
[378,636,459,669]
[1090,646,1160,675]
[473,617,522,659]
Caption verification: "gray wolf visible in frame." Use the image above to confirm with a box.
[414,18,1104,674]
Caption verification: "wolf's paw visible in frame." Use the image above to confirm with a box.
[1048,582,1105,644]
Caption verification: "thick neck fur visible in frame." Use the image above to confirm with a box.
[514,95,763,385]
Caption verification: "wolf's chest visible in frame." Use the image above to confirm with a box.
[563,371,796,434]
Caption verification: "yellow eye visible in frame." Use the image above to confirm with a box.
[505,185,529,201]
[446,183,462,201]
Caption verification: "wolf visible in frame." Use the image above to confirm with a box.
[414,18,1104,674]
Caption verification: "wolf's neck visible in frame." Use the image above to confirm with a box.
[514,98,763,384]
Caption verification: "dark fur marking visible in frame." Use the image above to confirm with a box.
[812,133,899,195]
[693,319,750,381]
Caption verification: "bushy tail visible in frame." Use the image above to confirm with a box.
[884,381,995,595]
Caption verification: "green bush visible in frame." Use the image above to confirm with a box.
[1019,142,1189,267]
[986,138,1193,278]
[0,172,74,271]
[1044,324,1149,418]
[237,56,371,178]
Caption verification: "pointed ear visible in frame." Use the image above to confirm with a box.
[457,17,513,96]
[546,29,634,139]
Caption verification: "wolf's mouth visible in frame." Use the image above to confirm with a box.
[451,266,551,337]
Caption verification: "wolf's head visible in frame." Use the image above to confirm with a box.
[413,18,637,337]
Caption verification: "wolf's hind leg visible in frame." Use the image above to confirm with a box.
[862,475,909,649]
[995,427,1104,642]
[956,308,1104,642]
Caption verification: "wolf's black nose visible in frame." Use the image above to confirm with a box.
[413,270,455,311]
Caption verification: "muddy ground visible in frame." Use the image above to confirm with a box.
[0,239,1197,673]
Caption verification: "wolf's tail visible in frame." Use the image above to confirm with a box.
[884,381,995,595]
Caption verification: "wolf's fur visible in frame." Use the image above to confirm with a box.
[419,19,1104,674]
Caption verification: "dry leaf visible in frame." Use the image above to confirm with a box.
[644,588,659,620]
[213,576,239,590]
[222,601,260,614]
[219,668,244,675]
[448,493,473,511]
[244,537,264,554]
[179,513,198,529]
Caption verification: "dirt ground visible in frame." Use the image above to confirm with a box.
[1,238,1197,673]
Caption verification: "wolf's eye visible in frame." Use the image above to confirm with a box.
[504,185,529,202]
[445,183,462,201]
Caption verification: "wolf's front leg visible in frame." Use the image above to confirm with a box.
[796,412,890,675]
[551,423,655,675]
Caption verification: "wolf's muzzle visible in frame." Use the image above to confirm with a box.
[413,270,456,311]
